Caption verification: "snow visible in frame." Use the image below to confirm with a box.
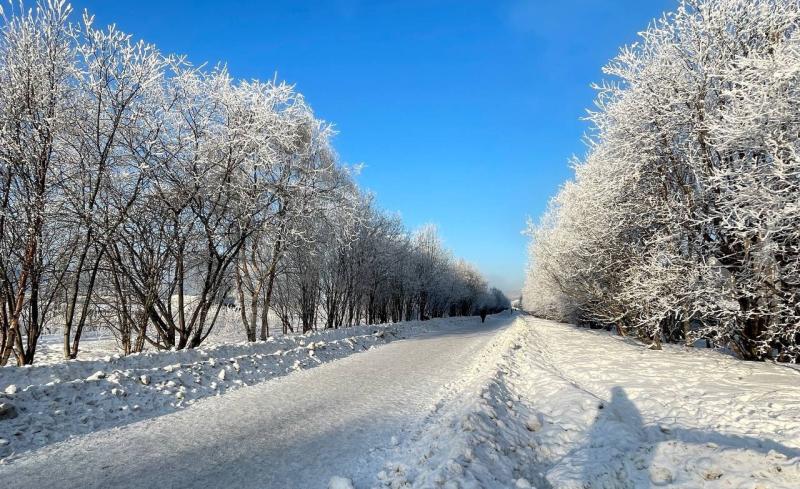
[374,315,800,488]
[2,313,798,488]
[329,476,356,489]
[0,315,510,488]
[27,331,122,366]
[14,309,282,367]
[0,318,447,460]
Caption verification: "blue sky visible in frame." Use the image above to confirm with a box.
[70,0,674,296]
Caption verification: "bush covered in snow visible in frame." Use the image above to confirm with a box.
[523,0,800,361]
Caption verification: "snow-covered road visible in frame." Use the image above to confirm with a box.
[5,314,798,489]
[1,316,512,489]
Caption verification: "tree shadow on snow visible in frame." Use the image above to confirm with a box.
[578,386,800,487]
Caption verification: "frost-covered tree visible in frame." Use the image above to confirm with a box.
[524,0,800,361]
[0,1,75,365]
[0,1,503,363]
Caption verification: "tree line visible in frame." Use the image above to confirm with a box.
[0,2,508,366]
[523,0,800,362]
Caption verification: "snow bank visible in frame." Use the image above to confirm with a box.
[373,317,549,488]
[374,316,800,488]
[0,318,454,460]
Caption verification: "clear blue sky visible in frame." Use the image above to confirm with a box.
[70,0,674,296]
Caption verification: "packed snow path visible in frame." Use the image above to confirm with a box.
[0,316,512,489]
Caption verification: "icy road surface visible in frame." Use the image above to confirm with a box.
[1,316,512,489]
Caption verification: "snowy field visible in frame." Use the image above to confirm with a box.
[20,309,281,367]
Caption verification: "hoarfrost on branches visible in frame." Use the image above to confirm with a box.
[0,1,508,366]
[523,0,800,361]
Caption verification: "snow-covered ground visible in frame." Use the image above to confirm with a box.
[29,332,121,366]
[0,318,443,459]
[2,313,798,488]
[375,316,800,488]
[19,308,277,366]
[0,315,512,488]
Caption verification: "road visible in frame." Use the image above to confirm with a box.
[1,316,512,489]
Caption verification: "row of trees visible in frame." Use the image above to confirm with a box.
[0,2,506,365]
[523,0,800,361]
